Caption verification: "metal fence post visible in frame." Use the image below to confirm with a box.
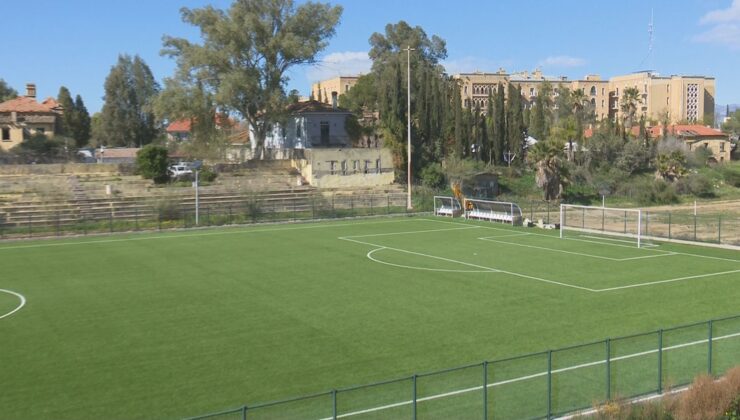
[657,329,663,393]
[623,210,627,234]
[668,213,672,239]
[483,361,488,420]
[718,215,722,244]
[241,405,247,420]
[547,350,553,419]
[412,374,417,420]
[387,195,391,214]
[693,214,697,241]
[708,320,713,375]
[645,211,649,236]
[158,208,162,231]
[606,338,611,401]
[332,389,337,420]
[109,209,113,233]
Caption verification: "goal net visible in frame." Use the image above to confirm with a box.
[560,204,651,248]
[463,199,523,226]
[434,196,462,217]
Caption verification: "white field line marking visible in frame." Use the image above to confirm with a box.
[341,237,597,292]
[422,218,739,263]
[579,235,661,249]
[367,248,494,273]
[594,269,740,292]
[0,289,26,320]
[0,219,410,251]
[317,331,740,420]
[478,236,674,262]
[339,225,480,239]
[479,232,532,239]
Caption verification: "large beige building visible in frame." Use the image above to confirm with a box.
[453,70,715,125]
[311,76,360,105]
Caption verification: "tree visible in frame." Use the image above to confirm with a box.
[529,89,547,141]
[0,79,17,102]
[162,0,342,159]
[72,95,91,147]
[136,144,169,184]
[506,83,525,164]
[57,87,75,135]
[527,139,566,201]
[367,20,448,179]
[58,87,92,147]
[485,91,495,164]
[493,83,506,165]
[620,87,642,136]
[100,55,161,147]
[722,109,740,136]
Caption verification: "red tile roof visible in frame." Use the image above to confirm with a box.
[287,100,348,113]
[166,119,192,133]
[585,124,727,140]
[166,114,235,133]
[0,96,59,113]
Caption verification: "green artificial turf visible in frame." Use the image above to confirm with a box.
[0,216,738,419]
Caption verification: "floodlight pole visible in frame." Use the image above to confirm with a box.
[194,169,200,226]
[405,46,415,210]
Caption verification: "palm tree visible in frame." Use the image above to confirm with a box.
[527,140,566,201]
[571,88,589,142]
[620,87,642,136]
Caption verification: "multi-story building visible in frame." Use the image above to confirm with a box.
[453,70,715,124]
[310,76,359,105]
[0,84,63,151]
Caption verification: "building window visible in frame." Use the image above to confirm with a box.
[329,161,337,175]
[37,127,46,134]
[296,123,302,138]
[320,121,330,145]
[353,160,359,173]
[616,88,619,96]
[1,127,9,141]
[364,160,370,174]
[590,86,596,96]
[341,160,348,175]
[344,84,349,93]
[376,159,381,174]
[601,87,605,95]
[529,87,535,97]
[720,142,725,152]
[601,99,605,107]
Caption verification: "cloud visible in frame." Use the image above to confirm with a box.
[695,0,740,49]
[441,56,515,75]
[537,55,587,68]
[305,51,372,82]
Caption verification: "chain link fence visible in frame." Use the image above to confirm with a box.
[187,315,740,420]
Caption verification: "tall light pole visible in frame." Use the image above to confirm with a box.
[405,46,415,210]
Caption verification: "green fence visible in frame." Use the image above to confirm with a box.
[187,314,740,420]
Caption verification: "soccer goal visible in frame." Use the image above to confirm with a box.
[434,196,462,217]
[463,198,523,226]
[560,204,650,248]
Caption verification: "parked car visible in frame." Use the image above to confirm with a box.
[168,163,193,179]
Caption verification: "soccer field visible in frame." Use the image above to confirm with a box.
[0,216,738,419]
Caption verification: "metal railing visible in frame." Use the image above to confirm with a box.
[0,193,414,240]
[187,314,740,420]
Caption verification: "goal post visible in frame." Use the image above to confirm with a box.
[434,196,462,217]
[463,198,523,226]
[560,204,646,248]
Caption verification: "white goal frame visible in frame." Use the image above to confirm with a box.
[434,196,462,218]
[463,198,523,226]
[560,204,644,248]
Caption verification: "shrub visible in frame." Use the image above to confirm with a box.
[420,163,445,189]
[136,145,169,184]
[676,173,715,198]
[632,179,679,205]
[198,166,218,183]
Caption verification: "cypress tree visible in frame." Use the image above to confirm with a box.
[493,83,506,165]
[57,87,75,136]
[72,95,91,147]
[486,92,495,164]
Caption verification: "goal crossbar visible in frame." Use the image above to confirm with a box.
[560,204,644,248]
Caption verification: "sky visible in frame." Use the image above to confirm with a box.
[2,0,739,114]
